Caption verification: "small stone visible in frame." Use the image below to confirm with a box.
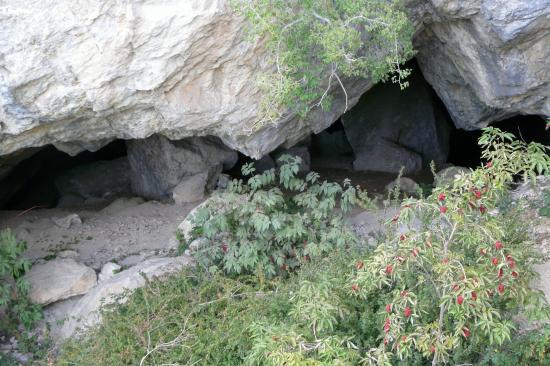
[57,250,79,259]
[172,172,208,204]
[98,262,122,283]
[24,258,97,305]
[52,214,82,229]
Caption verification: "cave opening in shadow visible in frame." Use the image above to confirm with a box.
[448,115,549,169]
[0,140,128,210]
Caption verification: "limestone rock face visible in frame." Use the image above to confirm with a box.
[0,0,370,161]
[24,258,97,305]
[0,0,548,163]
[415,0,550,129]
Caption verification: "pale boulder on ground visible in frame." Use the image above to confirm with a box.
[172,172,208,204]
[52,256,192,340]
[24,258,97,305]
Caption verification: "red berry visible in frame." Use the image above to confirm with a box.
[471,291,478,301]
[396,256,405,263]
[492,257,499,266]
[392,214,399,223]
[384,318,391,333]
[404,307,412,317]
[457,295,464,305]
[462,327,471,338]
[438,193,446,201]
[498,283,505,294]
[474,190,482,199]
[495,241,503,250]
[385,264,393,275]
[385,303,392,313]
[400,234,406,241]
[222,243,228,253]
[351,284,359,292]
[411,248,419,257]
[439,206,448,214]
[355,260,364,270]
[486,161,493,168]
[442,258,449,265]
[512,271,518,278]
[384,337,389,346]
[402,336,407,342]
[498,268,503,278]
[479,205,487,213]
[430,345,436,353]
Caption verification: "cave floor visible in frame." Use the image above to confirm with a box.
[0,198,195,270]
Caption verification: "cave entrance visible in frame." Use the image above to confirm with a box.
[448,115,549,169]
[0,140,128,210]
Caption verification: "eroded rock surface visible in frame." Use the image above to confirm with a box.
[416,0,550,129]
[0,0,548,168]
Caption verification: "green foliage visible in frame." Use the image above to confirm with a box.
[352,128,550,364]
[55,129,549,366]
[0,229,42,334]
[189,155,372,278]
[232,0,415,126]
[57,251,378,365]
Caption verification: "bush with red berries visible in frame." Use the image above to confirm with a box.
[189,155,372,277]
[351,128,549,364]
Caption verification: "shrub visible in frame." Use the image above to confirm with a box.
[351,128,550,365]
[57,250,377,366]
[189,155,372,277]
[232,0,415,125]
[0,229,42,334]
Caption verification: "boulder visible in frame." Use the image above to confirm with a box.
[52,256,192,339]
[24,258,97,306]
[55,157,131,199]
[352,140,422,175]
[385,177,421,197]
[172,172,208,204]
[126,135,237,200]
[435,166,470,187]
[343,69,450,174]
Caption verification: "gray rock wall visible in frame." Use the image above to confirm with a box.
[0,0,547,166]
